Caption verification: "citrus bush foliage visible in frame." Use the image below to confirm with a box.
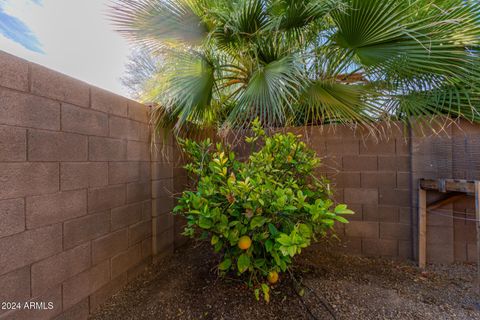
[174,121,353,301]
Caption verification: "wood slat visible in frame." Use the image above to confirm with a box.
[420,179,476,194]
[418,188,427,269]
[427,194,465,211]
[475,181,480,293]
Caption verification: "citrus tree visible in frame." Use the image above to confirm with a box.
[173,120,353,301]
[112,0,480,134]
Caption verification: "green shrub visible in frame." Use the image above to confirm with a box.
[174,120,353,302]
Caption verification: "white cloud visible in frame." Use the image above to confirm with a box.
[0,0,132,97]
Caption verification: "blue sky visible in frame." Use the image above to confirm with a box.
[0,0,131,96]
[0,0,43,52]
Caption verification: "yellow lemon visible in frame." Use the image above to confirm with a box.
[238,236,252,250]
[267,271,279,284]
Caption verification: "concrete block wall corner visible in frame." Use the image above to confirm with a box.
[0,50,176,320]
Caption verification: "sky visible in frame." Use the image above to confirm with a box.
[0,0,132,97]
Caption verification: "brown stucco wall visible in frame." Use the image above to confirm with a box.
[0,51,175,320]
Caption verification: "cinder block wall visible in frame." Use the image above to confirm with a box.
[286,121,479,264]
[213,123,479,263]
[151,138,178,254]
[411,120,480,263]
[284,125,413,259]
[0,51,175,320]
[1,49,478,320]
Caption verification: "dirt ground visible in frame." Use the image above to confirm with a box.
[90,241,480,320]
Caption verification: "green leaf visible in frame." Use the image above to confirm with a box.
[335,216,349,224]
[287,246,297,257]
[268,223,279,237]
[250,216,266,229]
[335,204,354,215]
[211,235,219,245]
[254,259,266,268]
[298,224,312,238]
[237,254,250,273]
[261,283,270,303]
[279,259,287,272]
[182,227,194,237]
[214,240,223,253]
[276,233,291,246]
[173,205,183,213]
[192,196,203,210]
[269,0,339,32]
[265,239,274,253]
[198,217,213,229]
[162,52,217,133]
[218,258,232,271]
[227,228,239,244]
[114,0,480,133]
[321,219,335,227]
[329,0,480,123]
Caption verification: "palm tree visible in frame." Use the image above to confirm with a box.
[121,48,163,100]
[110,0,480,134]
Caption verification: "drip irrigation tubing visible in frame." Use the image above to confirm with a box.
[289,271,337,320]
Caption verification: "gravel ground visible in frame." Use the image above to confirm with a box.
[90,241,480,320]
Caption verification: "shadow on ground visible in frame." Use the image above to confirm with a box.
[90,241,480,320]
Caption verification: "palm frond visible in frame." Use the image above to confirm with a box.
[149,51,217,132]
[110,0,208,49]
[332,0,480,82]
[113,0,480,135]
[228,55,304,127]
[393,85,480,121]
[211,0,269,54]
[268,0,342,31]
[296,80,382,126]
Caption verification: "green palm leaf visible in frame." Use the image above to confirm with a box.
[113,0,480,135]
[110,0,209,49]
[228,55,304,127]
[153,51,217,132]
[395,85,480,121]
[332,0,480,82]
[268,0,341,31]
[211,0,269,54]
[296,81,382,126]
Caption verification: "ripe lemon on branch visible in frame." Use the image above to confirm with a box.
[238,236,252,250]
